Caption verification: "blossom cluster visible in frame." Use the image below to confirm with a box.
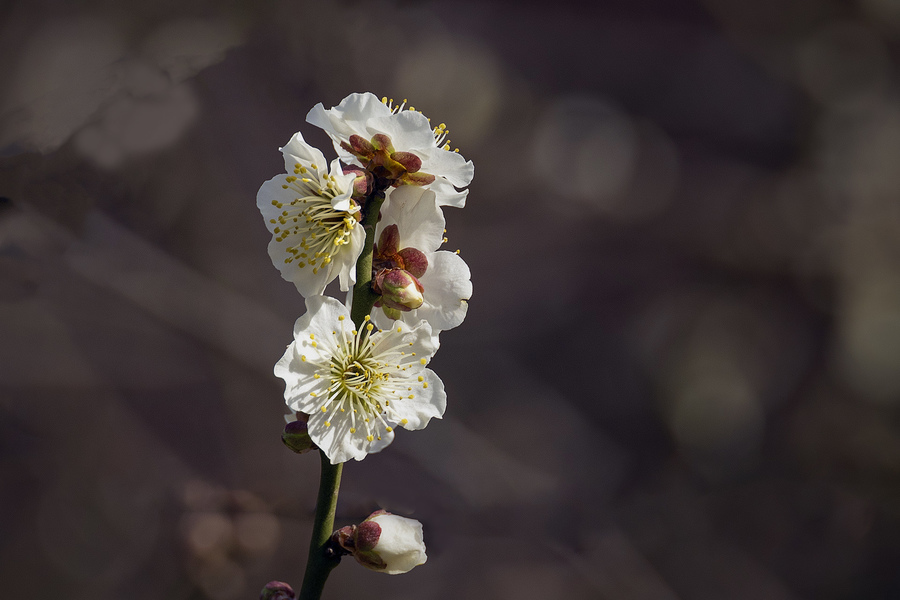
[258,92,473,466]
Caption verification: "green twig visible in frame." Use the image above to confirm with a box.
[297,452,343,600]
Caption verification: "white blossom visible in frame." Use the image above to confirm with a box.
[257,131,364,297]
[275,296,446,464]
[306,92,473,207]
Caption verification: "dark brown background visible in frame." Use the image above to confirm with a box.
[2,0,900,598]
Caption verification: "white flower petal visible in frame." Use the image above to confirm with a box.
[410,251,472,332]
[428,177,469,208]
[308,413,395,463]
[367,513,427,575]
[378,187,445,254]
[388,368,445,431]
[280,131,328,177]
[306,92,391,146]
[370,111,436,151]
[419,146,474,189]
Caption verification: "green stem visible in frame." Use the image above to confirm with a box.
[296,186,387,600]
[298,452,343,600]
[350,190,387,327]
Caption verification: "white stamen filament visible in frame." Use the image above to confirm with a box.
[305,317,425,446]
[272,170,358,274]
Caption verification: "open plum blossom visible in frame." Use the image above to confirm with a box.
[257,132,364,297]
[275,295,446,464]
[307,92,474,208]
[335,510,427,575]
[370,186,472,332]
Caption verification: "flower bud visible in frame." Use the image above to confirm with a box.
[340,511,427,575]
[260,581,294,600]
[282,415,315,454]
[374,269,424,311]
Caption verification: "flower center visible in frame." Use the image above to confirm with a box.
[269,164,358,275]
[310,318,420,443]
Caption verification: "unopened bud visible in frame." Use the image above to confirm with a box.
[374,269,424,311]
[349,511,427,575]
[282,416,315,454]
[260,581,294,600]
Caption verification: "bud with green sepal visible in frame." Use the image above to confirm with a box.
[282,412,316,454]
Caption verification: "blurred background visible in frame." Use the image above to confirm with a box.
[2,0,900,598]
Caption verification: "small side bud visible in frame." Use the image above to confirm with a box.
[342,165,372,200]
[260,581,294,600]
[282,415,315,454]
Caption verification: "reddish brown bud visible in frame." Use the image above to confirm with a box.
[370,133,394,152]
[397,171,436,187]
[260,581,294,600]
[390,152,422,173]
[397,247,428,278]
[376,224,401,257]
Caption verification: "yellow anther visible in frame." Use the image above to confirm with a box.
[408,394,414,399]
[338,315,345,321]
[418,376,424,382]
[314,374,320,379]
[423,382,428,388]
[367,434,374,441]
[364,315,371,321]
[301,355,307,362]
[350,428,356,433]
[386,426,393,432]
[401,419,408,425]
[324,421,331,427]
[366,323,373,331]
[420,358,427,365]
